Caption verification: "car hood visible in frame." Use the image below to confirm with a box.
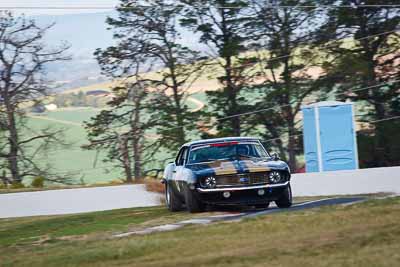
[186,159,288,177]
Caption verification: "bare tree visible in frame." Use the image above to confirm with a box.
[0,12,70,185]
[84,79,153,182]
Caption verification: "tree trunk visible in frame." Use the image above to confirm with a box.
[6,105,21,184]
[264,122,286,161]
[172,89,186,143]
[229,92,241,136]
[119,136,133,183]
[282,47,296,171]
[169,73,186,145]
[225,56,240,136]
[133,138,142,180]
[132,124,142,180]
[373,101,388,167]
[365,49,388,167]
[221,5,240,136]
[1,170,9,186]
[166,40,186,146]
[131,91,143,180]
[287,118,297,171]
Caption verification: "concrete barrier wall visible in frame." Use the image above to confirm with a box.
[1,166,399,218]
[291,166,400,196]
[0,184,161,219]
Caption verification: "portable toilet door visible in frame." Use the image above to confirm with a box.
[301,101,359,172]
[302,106,319,172]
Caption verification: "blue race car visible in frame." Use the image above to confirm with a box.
[162,137,292,212]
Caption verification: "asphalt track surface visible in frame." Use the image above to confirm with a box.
[114,196,365,237]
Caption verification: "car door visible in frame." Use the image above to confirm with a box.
[173,146,189,195]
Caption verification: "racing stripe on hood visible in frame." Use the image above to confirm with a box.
[241,160,271,173]
[208,160,239,175]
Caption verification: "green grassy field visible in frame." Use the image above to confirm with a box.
[0,196,399,267]
[24,101,206,185]
[25,108,175,185]
[21,81,212,185]
[26,110,120,184]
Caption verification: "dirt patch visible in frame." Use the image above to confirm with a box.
[144,179,165,194]
[58,235,88,242]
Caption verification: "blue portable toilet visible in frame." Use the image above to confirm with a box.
[301,101,359,172]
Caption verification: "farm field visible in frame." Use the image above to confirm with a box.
[26,110,122,184]
[20,78,212,185]
[25,103,197,185]
[0,196,399,267]
[26,108,176,185]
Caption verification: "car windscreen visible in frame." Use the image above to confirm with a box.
[187,142,269,164]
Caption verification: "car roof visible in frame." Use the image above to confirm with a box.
[182,137,261,147]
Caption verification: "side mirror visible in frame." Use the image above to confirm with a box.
[271,152,280,161]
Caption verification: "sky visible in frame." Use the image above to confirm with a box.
[0,2,120,82]
[0,0,204,84]
[0,0,120,15]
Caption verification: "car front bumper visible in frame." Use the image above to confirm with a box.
[195,181,290,205]
[196,181,289,192]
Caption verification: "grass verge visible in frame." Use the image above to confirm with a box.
[0,196,399,267]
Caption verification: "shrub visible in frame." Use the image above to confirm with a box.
[31,176,45,188]
[109,179,124,185]
[11,182,25,189]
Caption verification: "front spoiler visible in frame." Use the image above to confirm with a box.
[196,181,289,193]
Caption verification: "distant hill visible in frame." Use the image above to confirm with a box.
[32,12,115,91]
[31,11,205,93]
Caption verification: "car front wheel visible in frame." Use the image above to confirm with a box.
[184,185,205,213]
[275,184,293,208]
[166,183,183,211]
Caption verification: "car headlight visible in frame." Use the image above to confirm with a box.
[269,171,281,183]
[204,176,217,188]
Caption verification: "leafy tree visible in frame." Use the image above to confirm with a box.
[0,12,70,185]
[101,0,205,152]
[318,0,400,166]
[85,0,207,180]
[248,0,326,170]
[180,0,255,136]
[84,81,152,182]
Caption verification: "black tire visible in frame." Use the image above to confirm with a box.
[165,183,182,211]
[184,185,205,213]
[275,184,293,208]
[254,202,270,209]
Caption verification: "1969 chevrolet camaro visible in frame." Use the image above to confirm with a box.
[162,137,292,213]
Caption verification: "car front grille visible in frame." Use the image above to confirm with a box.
[206,172,270,187]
